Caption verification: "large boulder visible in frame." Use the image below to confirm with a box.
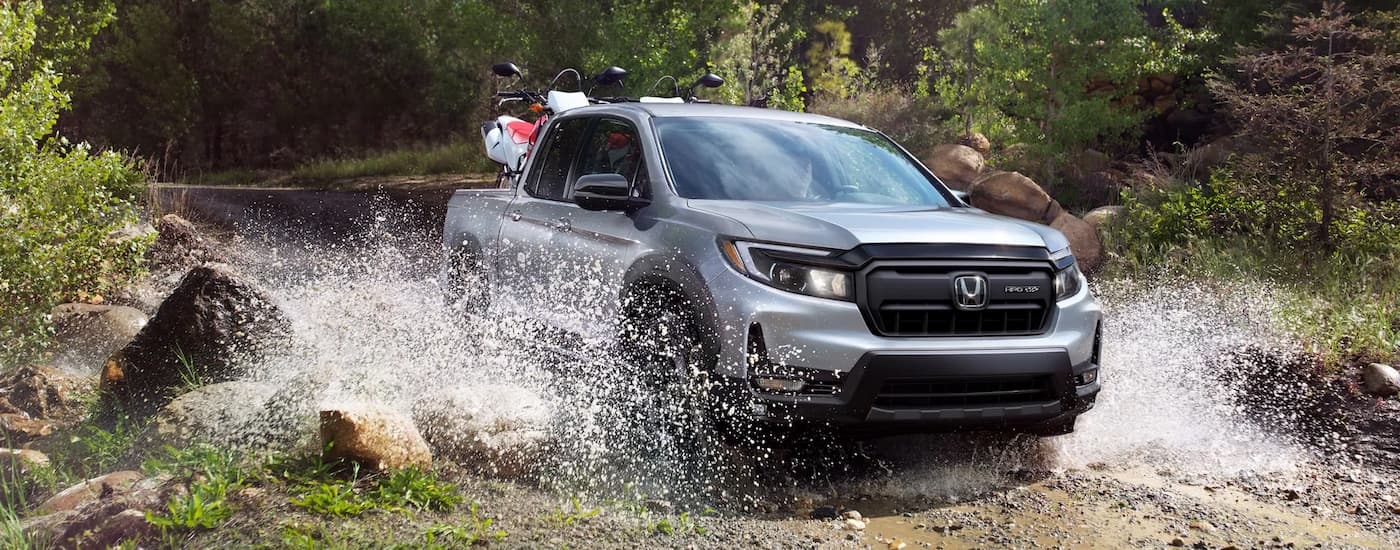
[924,144,985,191]
[412,385,552,479]
[139,381,281,450]
[1050,213,1104,273]
[968,171,1060,223]
[1361,363,1400,397]
[320,403,432,471]
[100,265,291,417]
[1,448,50,477]
[50,304,148,371]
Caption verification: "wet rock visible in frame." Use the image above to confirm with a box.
[841,510,863,521]
[809,505,840,520]
[100,264,291,417]
[1050,212,1104,273]
[50,304,148,371]
[0,364,94,427]
[321,402,432,471]
[968,171,1058,223]
[925,144,985,191]
[1169,538,1186,547]
[843,518,867,531]
[34,470,144,515]
[1083,205,1125,233]
[139,381,280,449]
[1361,363,1400,397]
[412,385,550,479]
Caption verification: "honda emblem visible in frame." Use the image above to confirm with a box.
[953,275,989,311]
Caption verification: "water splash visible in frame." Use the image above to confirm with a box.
[191,193,1311,507]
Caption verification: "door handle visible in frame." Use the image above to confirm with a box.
[556,218,571,232]
[509,210,522,222]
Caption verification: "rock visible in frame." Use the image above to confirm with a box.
[81,508,153,549]
[412,385,551,479]
[809,505,840,520]
[1169,538,1186,547]
[139,381,280,449]
[34,470,144,515]
[968,171,1058,223]
[1051,213,1105,273]
[644,499,674,513]
[1361,363,1400,397]
[925,144,985,191]
[1189,520,1216,533]
[0,364,95,426]
[1,448,50,475]
[0,414,54,443]
[843,518,867,531]
[887,540,908,550]
[958,132,992,155]
[1083,206,1126,232]
[50,303,148,371]
[148,214,222,270]
[320,402,432,471]
[100,264,291,417]
[842,510,863,521]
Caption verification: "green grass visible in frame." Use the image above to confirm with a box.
[1104,225,1400,366]
[143,445,248,533]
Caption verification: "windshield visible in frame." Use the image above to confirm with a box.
[655,117,951,206]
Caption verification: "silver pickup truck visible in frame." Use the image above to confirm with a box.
[442,102,1102,437]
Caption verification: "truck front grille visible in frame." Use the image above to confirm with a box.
[861,262,1054,337]
[873,375,1055,408]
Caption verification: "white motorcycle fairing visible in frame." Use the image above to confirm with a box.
[481,115,534,172]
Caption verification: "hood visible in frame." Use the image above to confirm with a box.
[688,200,1069,252]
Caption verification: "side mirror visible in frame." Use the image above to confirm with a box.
[574,173,640,211]
[693,73,724,89]
[594,66,629,87]
[492,62,523,78]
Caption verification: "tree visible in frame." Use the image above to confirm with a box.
[938,0,1191,182]
[1,1,145,362]
[1209,2,1400,248]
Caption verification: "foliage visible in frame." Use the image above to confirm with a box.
[545,497,601,528]
[0,0,147,363]
[809,83,957,154]
[708,1,810,107]
[1208,2,1400,248]
[144,445,247,533]
[1109,182,1400,362]
[936,0,1204,181]
[423,504,508,546]
[805,20,861,99]
[283,459,463,517]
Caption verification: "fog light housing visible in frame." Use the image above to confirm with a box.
[1074,370,1098,386]
[754,377,805,392]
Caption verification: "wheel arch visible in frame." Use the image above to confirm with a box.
[619,254,722,373]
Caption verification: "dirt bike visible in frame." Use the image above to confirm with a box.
[481,63,629,186]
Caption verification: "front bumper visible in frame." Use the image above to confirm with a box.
[699,254,1103,433]
[731,349,1099,434]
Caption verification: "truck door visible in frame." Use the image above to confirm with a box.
[551,117,651,338]
[495,117,590,323]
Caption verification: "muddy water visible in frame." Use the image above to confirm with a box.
[166,186,1394,547]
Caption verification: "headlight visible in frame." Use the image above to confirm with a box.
[720,240,853,301]
[1054,263,1083,301]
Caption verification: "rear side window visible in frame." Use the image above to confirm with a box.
[527,118,589,201]
[574,118,650,199]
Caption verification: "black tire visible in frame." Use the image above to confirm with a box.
[617,289,719,448]
[441,246,489,314]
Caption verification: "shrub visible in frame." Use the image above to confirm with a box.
[1,1,147,363]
